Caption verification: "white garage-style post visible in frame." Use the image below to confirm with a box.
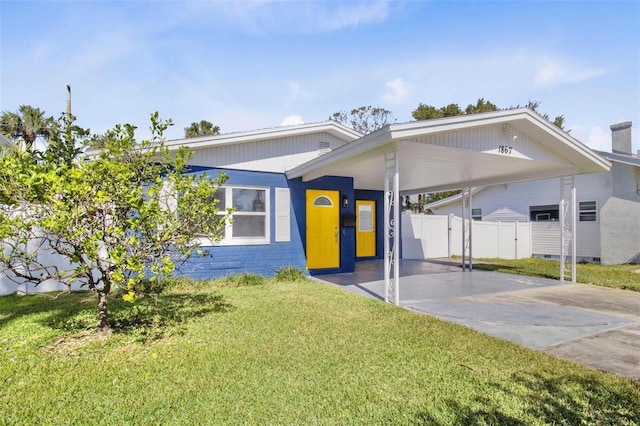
[559,175,577,282]
[383,151,400,305]
[461,187,473,271]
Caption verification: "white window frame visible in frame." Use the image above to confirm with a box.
[199,185,270,246]
[578,200,598,222]
[471,208,482,221]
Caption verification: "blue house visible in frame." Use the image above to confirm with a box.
[166,109,610,294]
[0,109,615,298]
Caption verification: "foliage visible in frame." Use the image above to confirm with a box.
[412,98,498,121]
[273,265,308,282]
[512,100,567,130]
[0,112,231,335]
[412,98,566,130]
[0,105,57,151]
[184,120,221,138]
[474,258,640,292]
[426,190,461,204]
[1,280,638,424]
[329,105,396,134]
[465,98,499,114]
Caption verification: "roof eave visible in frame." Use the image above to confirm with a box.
[164,120,362,151]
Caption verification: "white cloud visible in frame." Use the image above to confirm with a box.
[585,126,611,152]
[286,81,310,103]
[534,57,610,88]
[281,115,304,126]
[383,77,408,104]
[191,0,392,34]
[325,1,390,31]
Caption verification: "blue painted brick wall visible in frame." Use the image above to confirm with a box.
[355,189,385,260]
[288,175,356,274]
[177,168,307,279]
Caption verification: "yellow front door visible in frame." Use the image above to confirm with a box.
[356,200,376,257]
[306,190,340,269]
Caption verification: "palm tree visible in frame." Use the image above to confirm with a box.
[184,120,221,138]
[0,105,56,151]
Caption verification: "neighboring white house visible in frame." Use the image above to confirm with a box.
[426,122,640,264]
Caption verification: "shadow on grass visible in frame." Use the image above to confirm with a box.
[416,371,639,425]
[0,291,232,339]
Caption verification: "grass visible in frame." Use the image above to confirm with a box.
[471,257,640,292]
[1,277,639,425]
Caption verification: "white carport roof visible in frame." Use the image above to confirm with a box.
[287,108,610,194]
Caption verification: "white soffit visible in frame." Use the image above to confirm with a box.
[286,109,611,193]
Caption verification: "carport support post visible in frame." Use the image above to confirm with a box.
[559,176,577,283]
[461,187,473,271]
[383,151,400,305]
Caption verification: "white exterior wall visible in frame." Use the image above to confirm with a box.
[600,162,640,264]
[429,172,611,261]
[187,132,350,172]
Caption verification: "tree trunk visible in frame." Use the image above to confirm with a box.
[97,291,112,338]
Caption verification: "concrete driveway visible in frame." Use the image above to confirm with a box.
[317,260,640,381]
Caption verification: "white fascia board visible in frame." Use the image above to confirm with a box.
[385,108,528,139]
[288,108,611,182]
[286,127,394,180]
[164,121,362,152]
[389,109,610,174]
[513,111,611,174]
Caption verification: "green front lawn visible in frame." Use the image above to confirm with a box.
[1,279,639,425]
[472,257,640,292]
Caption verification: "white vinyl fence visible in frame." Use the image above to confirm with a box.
[401,214,531,260]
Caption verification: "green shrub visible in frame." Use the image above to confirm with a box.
[273,265,308,282]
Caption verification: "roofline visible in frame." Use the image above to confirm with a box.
[594,150,640,168]
[388,108,609,171]
[163,120,363,151]
[287,108,611,180]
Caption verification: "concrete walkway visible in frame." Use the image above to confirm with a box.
[317,259,640,381]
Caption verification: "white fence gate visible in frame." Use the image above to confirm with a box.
[401,214,531,260]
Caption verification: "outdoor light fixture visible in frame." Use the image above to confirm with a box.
[342,195,349,208]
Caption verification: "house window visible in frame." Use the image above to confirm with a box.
[471,208,482,221]
[579,201,597,222]
[206,186,269,245]
[530,205,559,221]
[313,196,333,206]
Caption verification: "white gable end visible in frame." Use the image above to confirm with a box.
[187,131,352,172]
[410,123,572,165]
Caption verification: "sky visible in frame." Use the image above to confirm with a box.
[1,0,639,153]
